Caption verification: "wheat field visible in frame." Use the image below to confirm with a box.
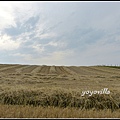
[0,105,120,118]
[0,64,120,118]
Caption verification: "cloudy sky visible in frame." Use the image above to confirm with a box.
[0,1,120,66]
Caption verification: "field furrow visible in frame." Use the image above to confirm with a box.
[60,67,69,74]
[0,64,15,69]
[91,66,120,75]
[69,66,92,75]
[15,65,29,73]
[54,66,71,75]
[55,66,63,74]
[0,65,23,73]
[21,65,38,73]
[62,67,76,75]
[46,66,50,74]
[49,66,57,74]
[31,66,42,74]
[77,66,111,75]
[39,66,50,74]
[41,66,46,74]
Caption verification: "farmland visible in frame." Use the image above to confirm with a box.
[0,64,120,118]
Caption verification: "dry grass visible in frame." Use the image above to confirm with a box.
[0,64,120,118]
[0,104,120,118]
[49,66,57,74]
[0,87,119,110]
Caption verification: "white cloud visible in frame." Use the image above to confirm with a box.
[15,32,32,42]
[10,49,74,65]
[48,50,74,61]
[0,2,42,30]
[47,41,58,47]
[10,2,42,24]
[0,34,20,50]
[29,49,74,65]
[12,53,32,61]
[84,37,120,58]
[47,41,67,48]
[72,36,120,65]
[36,32,57,39]
[32,44,45,53]
[0,2,16,30]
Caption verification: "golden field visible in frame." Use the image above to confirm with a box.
[0,64,120,118]
[0,105,120,118]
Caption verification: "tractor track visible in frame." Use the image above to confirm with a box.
[0,65,24,73]
[21,65,38,73]
[39,66,50,74]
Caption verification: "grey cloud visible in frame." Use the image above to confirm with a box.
[4,15,40,36]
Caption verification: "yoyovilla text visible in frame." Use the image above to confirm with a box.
[81,88,110,96]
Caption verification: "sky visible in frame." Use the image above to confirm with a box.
[0,1,120,66]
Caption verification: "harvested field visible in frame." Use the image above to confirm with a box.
[0,64,120,118]
[0,105,120,118]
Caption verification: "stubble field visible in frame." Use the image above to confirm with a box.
[0,64,120,118]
